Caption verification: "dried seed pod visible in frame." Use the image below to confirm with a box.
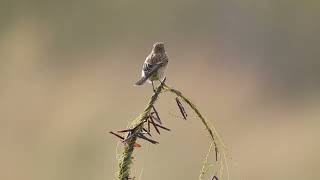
[110,131,141,147]
[152,106,162,124]
[142,127,152,136]
[149,115,160,134]
[215,146,218,161]
[175,97,187,120]
[151,112,162,124]
[154,123,170,131]
[109,131,124,140]
[117,129,133,133]
[137,133,159,144]
[147,118,151,133]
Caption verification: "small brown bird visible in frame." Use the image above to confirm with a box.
[135,42,169,90]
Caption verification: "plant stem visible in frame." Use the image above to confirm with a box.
[117,82,165,180]
[116,83,224,180]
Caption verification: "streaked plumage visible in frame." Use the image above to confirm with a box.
[135,42,168,86]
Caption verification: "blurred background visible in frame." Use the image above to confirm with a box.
[1,0,319,180]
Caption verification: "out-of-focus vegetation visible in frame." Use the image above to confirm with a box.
[0,1,319,180]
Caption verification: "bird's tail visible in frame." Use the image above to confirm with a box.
[135,76,148,86]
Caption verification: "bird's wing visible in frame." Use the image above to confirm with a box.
[142,63,154,75]
[143,53,158,73]
[144,62,164,77]
[135,63,163,86]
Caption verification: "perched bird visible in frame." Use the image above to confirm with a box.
[135,42,169,91]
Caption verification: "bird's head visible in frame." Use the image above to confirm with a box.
[152,42,165,54]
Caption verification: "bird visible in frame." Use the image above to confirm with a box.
[135,42,169,91]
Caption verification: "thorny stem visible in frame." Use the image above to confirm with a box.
[116,82,225,180]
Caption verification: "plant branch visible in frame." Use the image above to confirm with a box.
[115,81,226,180]
[117,80,166,180]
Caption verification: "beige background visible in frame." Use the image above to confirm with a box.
[1,1,319,180]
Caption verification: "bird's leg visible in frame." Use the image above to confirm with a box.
[152,81,156,92]
[158,78,167,86]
